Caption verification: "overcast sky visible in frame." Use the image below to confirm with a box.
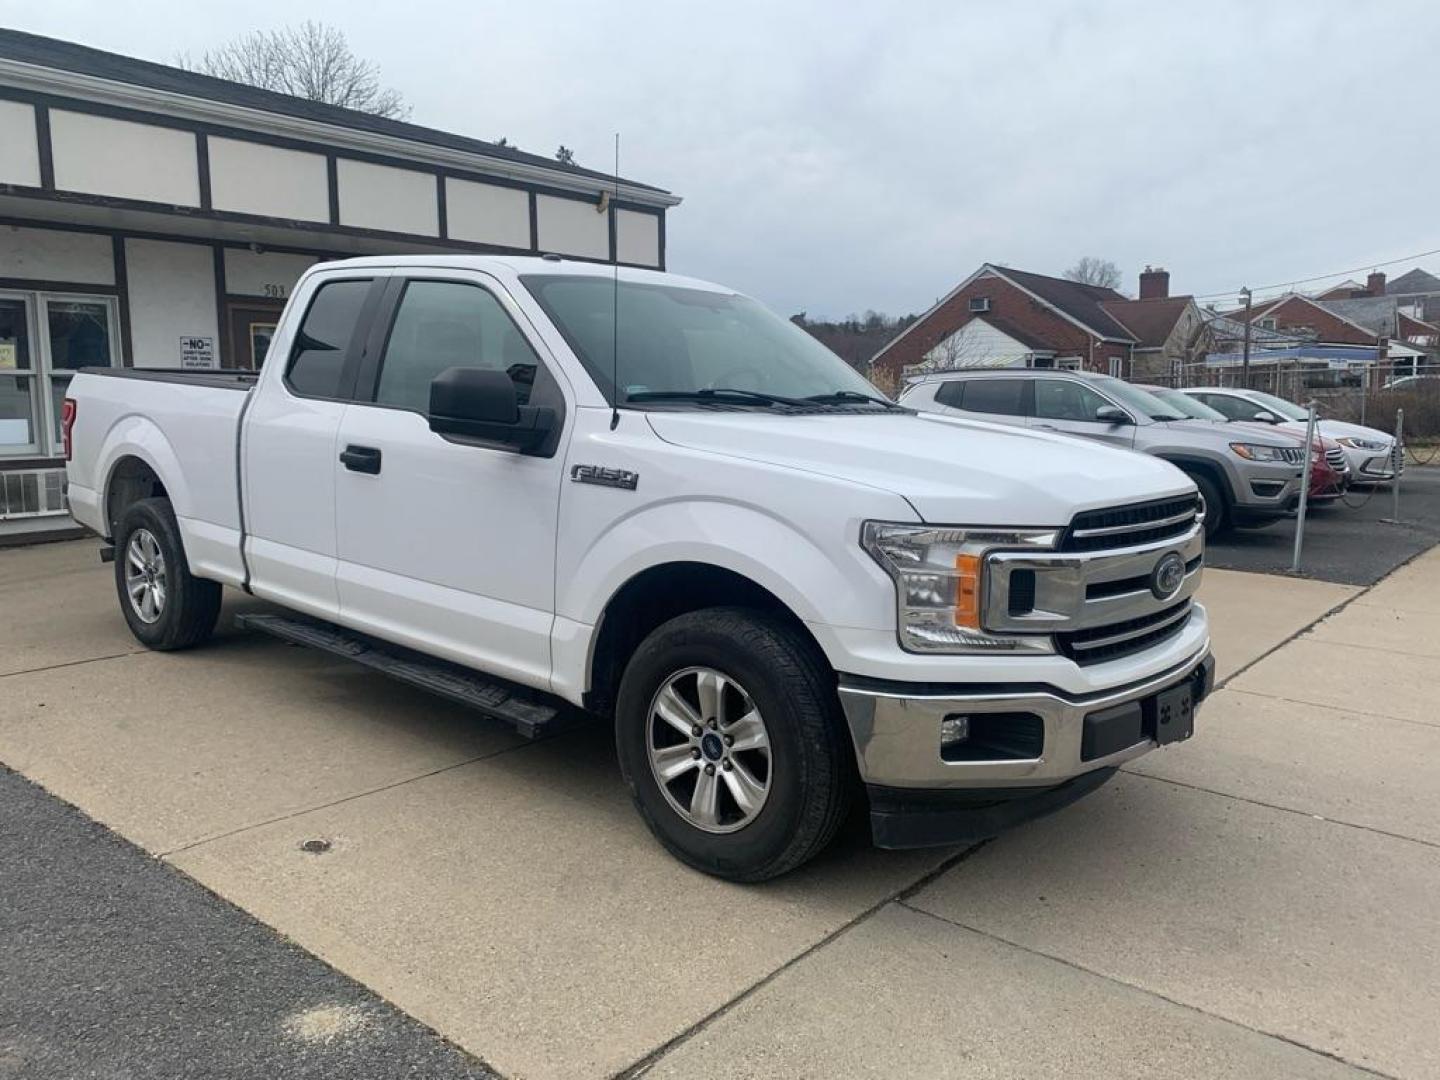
[7,0,1438,318]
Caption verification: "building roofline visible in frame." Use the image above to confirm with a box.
[0,29,679,207]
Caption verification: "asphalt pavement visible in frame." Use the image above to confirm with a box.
[0,765,493,1080]
[1207,464,1440,584]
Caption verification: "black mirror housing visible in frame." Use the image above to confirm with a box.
[1095,405,1131,425]
[428,366,554,453]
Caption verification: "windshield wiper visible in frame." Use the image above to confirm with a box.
[803,390,905,410]
[625,388,812,407]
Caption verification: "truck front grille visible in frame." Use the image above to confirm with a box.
[1056,600,1193,666]
[1061,494,1201,552]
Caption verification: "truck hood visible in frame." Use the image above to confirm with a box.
[645,410,1192,526]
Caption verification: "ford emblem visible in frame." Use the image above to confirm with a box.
[1150,552,1186,600]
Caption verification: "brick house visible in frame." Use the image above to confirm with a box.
[871,263,1204,387]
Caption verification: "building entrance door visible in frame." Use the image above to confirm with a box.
[227,300,286,370]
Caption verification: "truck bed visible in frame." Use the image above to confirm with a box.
[65,366,254,587]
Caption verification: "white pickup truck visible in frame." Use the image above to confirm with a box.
[63,256,1213,881]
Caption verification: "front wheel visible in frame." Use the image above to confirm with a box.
[113,497,222,650]
[615,608,854,882]
[1186,471,1226,539]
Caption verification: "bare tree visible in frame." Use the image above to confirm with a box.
[1064,257,1123,290]
[555,145,576,165]
[179,23,409,119]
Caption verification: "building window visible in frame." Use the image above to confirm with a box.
[1260,318,1277,330]
[968,297,991,313]
[0,291,119,459]
[1108,355,1123,378]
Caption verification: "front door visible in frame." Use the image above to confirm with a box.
[1029,378,1136,449]
[227,300,286,370]
[333,272,567,691]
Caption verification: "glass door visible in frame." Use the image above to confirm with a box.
[0,295,39,457]
[40,296,119,453]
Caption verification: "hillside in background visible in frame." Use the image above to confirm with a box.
[792,311,917,379]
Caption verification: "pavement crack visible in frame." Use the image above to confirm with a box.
[1118,769,1440,850]
[894,901,1403,1080]
[0,651,141,680]
[613,841,991,1079]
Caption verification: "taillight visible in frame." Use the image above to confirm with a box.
[61,397,76,461]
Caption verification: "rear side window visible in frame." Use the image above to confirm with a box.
[959,378,1026,416]
[934,381,966,408]
[374,281,540,414]
[285,279,371,399]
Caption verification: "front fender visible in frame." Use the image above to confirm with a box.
[559,496,902,634]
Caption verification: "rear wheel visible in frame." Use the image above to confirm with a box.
[615,608,853,882]
[113,497,222,650]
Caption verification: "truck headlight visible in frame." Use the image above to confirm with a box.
[1336,436,1387,451]
[1229,442,1291,462]
[861,522,1055,654]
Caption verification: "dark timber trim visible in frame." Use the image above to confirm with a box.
[0,275,117,295]
[212,243,229,368]
[325,155,340,225]
[112,236,133,367]
[33,103,54,189]
[527,190,539,251]
[435,172,448,240]
[195,132,212,211]
[607,204,617,264]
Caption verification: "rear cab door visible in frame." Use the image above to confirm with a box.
[331,268,572,691]
[242,270,389,618]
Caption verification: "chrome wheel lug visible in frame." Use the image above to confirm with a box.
[690,748,701,759]
[723,734,734,747]
[691,725,703,737]
[722,759,733,771]
[704,763,716,776]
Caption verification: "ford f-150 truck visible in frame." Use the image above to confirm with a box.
[63,256,1213,881]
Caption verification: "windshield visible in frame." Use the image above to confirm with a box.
[1090,376,1187,421]
[1150,387,1228,421]
[522,275,884,407]
[1243,390,1309,421]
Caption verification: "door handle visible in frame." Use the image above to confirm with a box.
[340,444,382,474]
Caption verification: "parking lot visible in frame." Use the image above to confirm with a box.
[3,485,1439,1079]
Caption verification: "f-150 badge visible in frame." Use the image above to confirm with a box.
[570,464,639,491]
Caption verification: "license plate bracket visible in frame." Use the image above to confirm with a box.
[1151,683,1194,745]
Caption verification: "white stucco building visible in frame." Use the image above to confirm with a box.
[0,29,679,539]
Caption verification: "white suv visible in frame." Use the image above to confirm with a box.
[1182,387,1398,484]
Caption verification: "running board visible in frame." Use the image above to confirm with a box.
[235,612,575,739]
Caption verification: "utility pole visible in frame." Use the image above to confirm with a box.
[1240,287,1253,389]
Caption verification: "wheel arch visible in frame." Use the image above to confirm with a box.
[583,561,829,718]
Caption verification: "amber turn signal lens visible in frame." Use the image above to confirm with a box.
[953,553,981,628]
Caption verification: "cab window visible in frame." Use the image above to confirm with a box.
[374,280,539,414]
[285,279,372,399]
[1198,394,1261,421]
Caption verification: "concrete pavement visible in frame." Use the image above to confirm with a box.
[2,537,1437,1078]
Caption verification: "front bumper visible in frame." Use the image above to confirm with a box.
[839,647,1214,848]
[1233,458,1303,515]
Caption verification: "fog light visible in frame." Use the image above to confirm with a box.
[940,714,970,748]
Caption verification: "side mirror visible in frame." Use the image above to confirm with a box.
[1095,405,1131,425]
[1252,410,1280,424]
[428,367,555,453]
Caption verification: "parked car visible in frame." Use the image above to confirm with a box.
[900,369,1308,537]
[62,256,1214,882]
[1382,374,1440,391]
[1141,385,1350,502]
[1181,387,1397,484]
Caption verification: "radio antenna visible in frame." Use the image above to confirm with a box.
[609,132,621,431]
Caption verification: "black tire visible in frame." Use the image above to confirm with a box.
[615,607,854,882]
[1185,471,1227,539]
[113,497,222,650]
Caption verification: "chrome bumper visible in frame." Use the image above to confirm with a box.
[837,644,1212,790]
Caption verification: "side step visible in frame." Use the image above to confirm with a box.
[235,612,577,739]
